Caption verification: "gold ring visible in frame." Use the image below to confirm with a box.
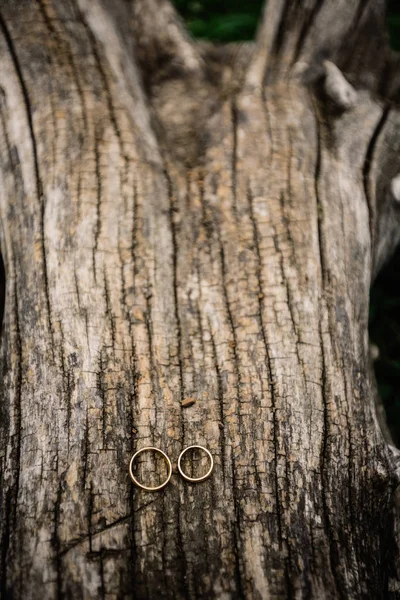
[177,445,214,483]
[129,447,172,491]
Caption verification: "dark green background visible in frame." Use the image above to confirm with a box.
[174,0,400,444]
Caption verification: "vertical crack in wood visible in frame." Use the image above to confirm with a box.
[82,407,90,491]
[59,321,73,455]
[164,168,188,595]
[310,88,351,596]
[311,96,327,286]
[92,128,103,284]
[11,280,22,529]
[103,266,117,357]
[209,324,226,484]
[292,0,326,65]
[215,226,245,597]
[317,321,344,599]
[76,1,125,158]
[276,188,302,357]
[247,188,285,558]
[131,180,139,299]
[164,170,185,401]
[268,0,292,72]
[97,351,107,450]
[52,474,64,599]
[362,103,391,263]
[36,0,89,132]
[230,100,238,225]
[230,456,246,599]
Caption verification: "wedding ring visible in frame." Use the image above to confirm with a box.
[129,447,172,491]
[177,445,214,482]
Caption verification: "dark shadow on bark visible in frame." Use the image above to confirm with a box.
[0,252,4,334]
[370,245,400,447]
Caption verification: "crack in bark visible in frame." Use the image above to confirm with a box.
[362,103,391,259]
[128,482,137,597]
[292,0,326,65]
[60,514,131,558]
[194,261,206,363]
[214,229,245,598]
[11,280,22,530]
[164,170,185,403]
[268,0,292,73]
[131,179,138,298]
[318,321,345,599]
[73,264,82,313]
[144,283,160,437]
[230,456,246,600]
[209,324,226,485]
[163,168,188,596]
[59,321,73,455]
[230,100,238,224]
[93,128,103,284]
[82,407,90,491]
[52,475,64,599]
[103,266,117,356]
[275,193,302,359]
[36,0,89,132]
[75,1,126,159]
[87,483,94,554]
[96,352,108,450]
[247,188,285,553]
[311,95,327,287]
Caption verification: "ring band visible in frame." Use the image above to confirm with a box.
[129,447,172,491]
[177,445,214,483]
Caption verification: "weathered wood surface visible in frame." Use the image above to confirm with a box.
[0,0,400,598]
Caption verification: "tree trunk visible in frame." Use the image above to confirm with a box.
[0,0,400,598]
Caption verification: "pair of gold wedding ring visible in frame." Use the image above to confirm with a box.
[129,445,213,491]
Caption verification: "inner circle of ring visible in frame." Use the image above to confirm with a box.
[177,445,214,482]
[129,447,172,491]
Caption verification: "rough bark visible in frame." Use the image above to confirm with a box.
[0,0,400,598]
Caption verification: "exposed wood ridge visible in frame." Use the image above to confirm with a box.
[247,0,389,90]
[132,0,204,84]
[0,11,55,357]
[35,0,89,132]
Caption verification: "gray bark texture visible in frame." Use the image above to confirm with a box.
[0,0,400,598]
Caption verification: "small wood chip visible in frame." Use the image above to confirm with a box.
[182,397,196,408]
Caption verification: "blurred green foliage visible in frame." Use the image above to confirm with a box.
[388,0,400,50]
[173,0,262,42]
[369,250,400,445]
[175,0,400,46]
[174,0,400,443]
